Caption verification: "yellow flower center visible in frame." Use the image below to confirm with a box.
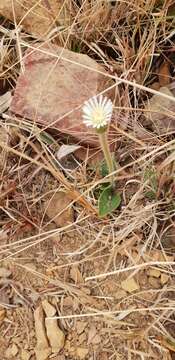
[93,109,104,125]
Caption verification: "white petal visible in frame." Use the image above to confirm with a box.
[83,115,91,121]
[83,106,92,116]
[101,96,108,108]
[88,97,97,109]
[99,94,103,106]
[92,96,99,107]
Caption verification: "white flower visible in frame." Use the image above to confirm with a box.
[82,95,113,129]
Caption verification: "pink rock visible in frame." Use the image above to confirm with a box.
[10,44,114,146]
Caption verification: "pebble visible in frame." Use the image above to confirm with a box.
[121,277,140,293]
[147,268,161,278]
[160,273,169,285]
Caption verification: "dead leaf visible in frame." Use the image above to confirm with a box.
[34,305,51,360]
[56,145,81,160]
[158,62,171,87]
[42,300,65,354]
[70,265,84,284]
[76,321,87,335]
[121,277,140,293]
[5,343,18,358]
[46,191,74,227]
[0,1,70,38]
[91,334,101,345]
[87,325,97,345]
[10,43,114,146]
[145,86,175,133]
[78,332,87,345]
[158,152,175,172]
[0,91,11,113]
[42,299,56,317]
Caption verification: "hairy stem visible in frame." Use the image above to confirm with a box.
[98,131,114,183]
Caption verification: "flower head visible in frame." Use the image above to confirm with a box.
[82,94,113,129]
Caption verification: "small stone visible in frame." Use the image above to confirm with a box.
[10,44,114,146]
[147,268,161,278]
[5,343,19,358]
[160,273,169,285]
[21,349,31,360]
[121,277,140,293]
[34,305,51,360]
[42,300,65,353]
[0,267,11,278]
[148,276,160,289]
[76,347,89,359]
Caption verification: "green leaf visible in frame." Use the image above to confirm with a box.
[98,185,121,217]
[39,131,55,145]
[145,190,156,200]
[100,156,117,178]
[144,166,158,199]
[100,161,109,177]
[72,42,81,53]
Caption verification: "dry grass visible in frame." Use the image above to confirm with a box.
[0,1,175,359]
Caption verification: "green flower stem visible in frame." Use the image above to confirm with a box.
[98,130,114,184]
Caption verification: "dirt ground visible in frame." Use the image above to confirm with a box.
[0,160,175,360]
[0,1,175,359]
